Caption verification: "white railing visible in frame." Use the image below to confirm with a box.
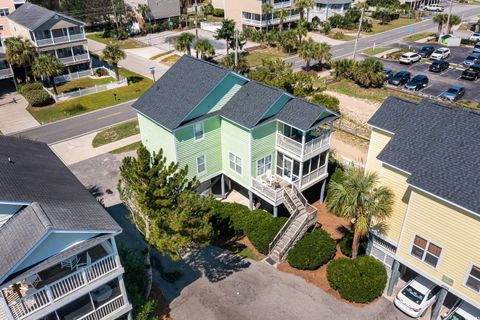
[6,254,119,320]
[277,131,331,160]
[36,34,84,47]
[0,68,13,79]
[78,295,125,320]
[273,0,292,9]
[54,69,93,84]
[70,33,86,41]
[251,177,284,205]
[242,13,300,27]
[36,38,53,46]
[74,53,89,61]
[58,53,89,65]
[54,77,128,102]
[59,56,75,64]
[299,165,327,189]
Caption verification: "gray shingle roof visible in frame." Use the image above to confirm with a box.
[7,2,84,31]
[133,55,230,130]
[220,81,284,128]
[368,96,417,133]
[369,97,480,215]
[276,98,337,131]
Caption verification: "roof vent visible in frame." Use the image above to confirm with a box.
[8,157,14,164]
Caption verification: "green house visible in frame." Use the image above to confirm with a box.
[133,55,338,219]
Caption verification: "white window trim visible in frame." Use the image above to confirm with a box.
[0,8,9,16]
[463,263,480,294]
[193,121,204,141]
[229,152,242,176]
[409,233,443,270]
[196,154,206,175]
[256,154,272,177]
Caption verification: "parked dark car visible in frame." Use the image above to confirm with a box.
[388,71,411,86]
[418,45,435,58]
[384,68,394,81]
[405,75,429,91]
[474,43,480,53]
[429,60,449,72]
[463,52,480,67]
[440,85,465,102]
[461,64,480,80]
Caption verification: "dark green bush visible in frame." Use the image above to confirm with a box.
[212,8,224,17]
[95,68,109,77]
[247,212,287,254]
[327,256,387,303]
[310,93,340,113]
[23,89,53,107]
[18,82,43,94]
[288,229,336,270]
[339,230,367,257]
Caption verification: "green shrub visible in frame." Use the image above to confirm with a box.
[95,68,109,77]
[288,229,336,270]
[310,93,340,113]
[19,82,43,94]
[327,256,387,303]
[212,8,224,17]
[247,212,287,254]
[23,89,53,107]
[339,230,367,257]
[331,31,346,40]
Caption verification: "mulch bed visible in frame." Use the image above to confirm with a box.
[150,285,172,319]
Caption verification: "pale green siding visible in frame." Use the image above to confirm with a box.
[184,74,247,121]
[175,116,222,181]
[261,94,291,121]
[251,122,277,177]
[138,113,176,163]
[221,118,251,188]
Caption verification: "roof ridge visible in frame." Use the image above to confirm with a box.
[30,202,54,229]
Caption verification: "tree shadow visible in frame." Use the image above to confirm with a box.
[127,76,143,84]
[184,245,250,283]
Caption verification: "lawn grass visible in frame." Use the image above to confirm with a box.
[366,18,417,35]
[28,68,153,124]
[327,79,422,104]
[222,241,260,261]
[150,50,174,61]
[244,46,289,67]
[110,141,142,154]
[160,54,182,66]
[86,33,147,49]
[92,120,139,148]
[56,76,115,94]
[385,48,410,60]
[363,47,391,56]
[403,32,436,42]
[327,30,356,41]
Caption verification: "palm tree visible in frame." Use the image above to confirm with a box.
[295,0,314,22]
[136,4,151,22]
[4,37,35,83]
[278,9,289,32]
[194,39,215,60]
[298,38,317,70]
[176,32,195,56]
[102,44,126,80]
[262,3,274,31]
[327,167,393,259]
[31,54,64,95]
[446,15,461,34]
[317,42,332,67]
[433,14,447,36]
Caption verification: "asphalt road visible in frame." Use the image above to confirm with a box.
[285,4,480,70]
[17,101,137,144]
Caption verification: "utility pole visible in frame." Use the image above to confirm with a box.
[444,0,454,35]
[352,7,364,61]
[194,0,199,58]
[234,29,239,67]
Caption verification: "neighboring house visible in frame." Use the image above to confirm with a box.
[0,0,16,82]
[211,0,225,10]
[125,0,180,22]
[0,51,14,81]
[0,137,133,320]
[308,0,352,23]
[365,97,480,319]
[225,0,301,29]
[133,55,338,262]
[7,3,90,72]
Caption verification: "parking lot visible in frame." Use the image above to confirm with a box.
[382,43,480,102]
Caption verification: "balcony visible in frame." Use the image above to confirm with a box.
[59,53,90,65]
[276,130,331,161]
[273,0,292,9]
[2,244,120,320]
[241,13,300,27]
[252,176,287,206]
[35,33,86,47]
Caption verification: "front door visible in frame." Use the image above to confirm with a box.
[283,156,293,182]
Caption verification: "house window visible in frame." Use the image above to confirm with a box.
[196,155,206,174]
[0,25,4,31]
[193,122,203,141]
[257,155,272,176]
[465,265,480,293]
[229,152,242,175]
[410,235,442,268]
[0,8,9,16]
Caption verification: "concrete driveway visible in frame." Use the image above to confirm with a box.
[0,80,39,134]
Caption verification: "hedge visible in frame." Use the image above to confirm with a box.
[18,82,43,95]
[310,93,340,114]
[287,229,336,270]
[247,213,287,254]
[212,8,224,17]
[327,256,387,303]
[339,230,367,257]
[23,89,53,107]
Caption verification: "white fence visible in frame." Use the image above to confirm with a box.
[54,77,128,102]
[53,67,118,84]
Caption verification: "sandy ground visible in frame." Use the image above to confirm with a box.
[325,90,381,125]
[331,131,368,166]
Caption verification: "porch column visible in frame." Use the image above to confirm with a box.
[319,179,326,203]
[0,297,14,320]
[387,259,401,296]
[118,275,131,311]
[299,162,304,189]
[301,131,306,156]
[248,190,253,210]
[66,27,71,41]
[221,174,226,198]
[54,49,59,58]
[430,287,448,320]
[31,31,37,46]
[50,29,54,43]
[273,206,278,218]
[70,47,75,60]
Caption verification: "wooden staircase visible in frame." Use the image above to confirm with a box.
[268,184,318,263]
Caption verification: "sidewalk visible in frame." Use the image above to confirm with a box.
[0,92,40,134]
[50,131,140,165]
